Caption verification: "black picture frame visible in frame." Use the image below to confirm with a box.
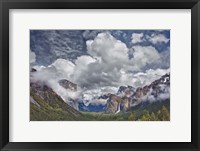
[0,0,200,151]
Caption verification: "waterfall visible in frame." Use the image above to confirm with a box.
[115,103,121,114]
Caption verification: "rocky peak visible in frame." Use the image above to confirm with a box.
[117,85,135,97]
[58,79,77,91]
[31,68,37,72]
[134,73,170,102]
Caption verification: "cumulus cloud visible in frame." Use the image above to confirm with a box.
[129,45,161,71]
[31,32,169,107]
[131,33,144,44]
[79,33,162,88]
[146,33,169,44]
[87,32,129,63]
[51,58,75,80]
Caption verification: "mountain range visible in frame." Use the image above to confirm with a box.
[79,73,170,113]
[30,68,170,121]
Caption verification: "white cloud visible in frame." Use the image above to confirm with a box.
[129,45,161,71]
[90,98,108,106]
[119,68,170,88]
[146,33,169,44]
[31,32,169,107]
[51,58,75,81]
[30,62,81,109]
[133,68,170,87]
[87,32,129,64]
[30,50,36,64]
[131,33,144,44]
[160,47,170,68]
[83,86,117,100]
[82,86,117,106]
[144,84,170,103]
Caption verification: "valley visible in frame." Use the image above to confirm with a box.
[30,71,170,121]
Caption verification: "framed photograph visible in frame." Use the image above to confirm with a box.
[0,0,200,150]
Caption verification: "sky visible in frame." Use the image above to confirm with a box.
[30,30,170,107]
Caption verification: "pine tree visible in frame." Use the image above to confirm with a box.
[140,110,151,121]
[150,112,157,121]
[157,106,170,121]
[128,112,136,121]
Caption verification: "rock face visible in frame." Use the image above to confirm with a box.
[120,97,131,112]
[135,87,145,98]
[133,73,170,103]
[58,79,77,91]
[106,94,132,113]
[31,68,37,72]
[117,86,135,97]
[106,94,122,113]
[105,73,170,113]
